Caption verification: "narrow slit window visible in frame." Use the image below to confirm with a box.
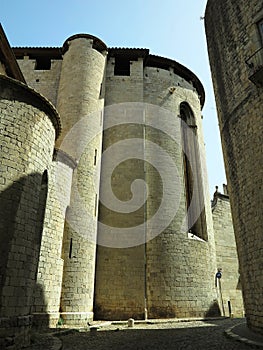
[94,149,97,166]
[100,110,103,126]
[69,238,73,259]
[94,194,98,216]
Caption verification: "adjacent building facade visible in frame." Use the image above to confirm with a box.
[205,0,263,335]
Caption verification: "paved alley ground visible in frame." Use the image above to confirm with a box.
[58,318,260,350]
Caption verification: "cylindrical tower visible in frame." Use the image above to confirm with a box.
[56,34,107,325]
[94,51,218,320]
[143,58,217,318]
[205,0,263,334]
[0,75,60,347]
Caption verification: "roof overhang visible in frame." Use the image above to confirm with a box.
[0,24,26,83]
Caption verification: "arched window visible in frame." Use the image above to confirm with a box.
[180,103,207,241]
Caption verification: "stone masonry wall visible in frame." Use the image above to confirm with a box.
[32,154,74,328]
[0,75,59,349]
[95,119,146,320]
[95,59,218,320]
[105,57,144,105]
[17,58,62,106]
[95,58,147,320]
[212,192,244,317]
[205,0,263,334]
[143,67,217,318]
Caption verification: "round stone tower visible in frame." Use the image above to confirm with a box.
[56,34,107,325]
[94,50,218,320]
[143,57,216,319]
[205,0,263,334]
[0,75,60,347]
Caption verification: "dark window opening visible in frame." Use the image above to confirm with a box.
[100,110,103,126]
[42,170,48,185]
[35,57,51,70]
[114,57,130,76]
[69,238,73,259]
[94,149,97,166]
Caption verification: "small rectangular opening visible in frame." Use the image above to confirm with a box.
[114,57,130,76]
[69,238,73,259]
[35,57,51,70]
[94,149,97,166]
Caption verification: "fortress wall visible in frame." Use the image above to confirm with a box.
[143,67,217,318]
[95,60,218,320]
[95,122,146,320]
[105,57,144,105]
[212,194,244,318]
[57,35,107,325]
[94,245,146,320]
[95,57,146,320]
[0,76,59,349]
[17,58,62,106]
[205,0,263,334]
[146,236,219,318]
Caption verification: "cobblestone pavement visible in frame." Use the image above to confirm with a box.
[59,318,259,350]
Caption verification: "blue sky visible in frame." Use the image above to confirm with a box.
[1,0,226,196]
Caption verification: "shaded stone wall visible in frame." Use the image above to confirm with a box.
[205,0,263,334]
[32,152,74,328]
[212,190,244,317]
[0,76,59,349]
